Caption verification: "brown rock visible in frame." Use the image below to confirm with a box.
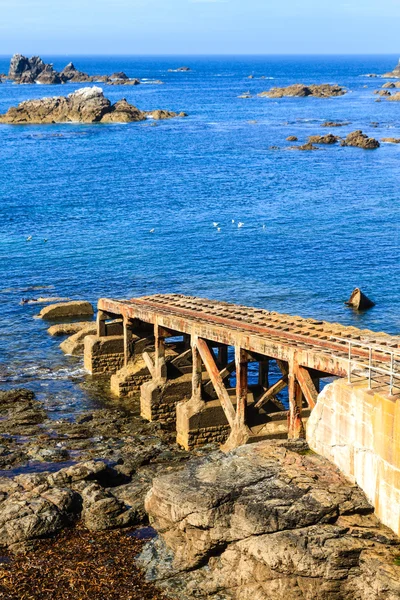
[308,133,339,144]
[0,87,185,125]
[388,92,400,101]
[382,82,395,89]
[321,121,349,127]
[341,130,380,149]
[291,142,319,151]
[60,324,97,355]
[47,321,93,336]
[375,89,391,96]
[381,137,400,143]
[38,300,94,319]
[286,135,298,141]
[258,83,346,98]
[139,440,400,600]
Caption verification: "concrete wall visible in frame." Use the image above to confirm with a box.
[307,378,400,537]
[84,335,125,375]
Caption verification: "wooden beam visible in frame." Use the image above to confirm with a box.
[171,348,192,369]
[235,347,248,427]
[276,359,289,376]
[142,351,155,378]
[288,356,305,439]
[191,337,202,402]
[254,375,288,409]
[154,323,167,382]
[296,365,318,409]
[196,338,236,428]
[203,360,235,396]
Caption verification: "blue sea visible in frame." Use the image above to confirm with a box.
[0,55,399,415]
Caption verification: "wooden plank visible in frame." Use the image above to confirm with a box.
[235,347,248,427]
[196,337,236,428]
[296,365,318,409]
[276,359,289,376]
[203,360,235,396]
[254,376,288,409]
[288,357,305,439]
[171,348,192,368]
[142,352,155,378]
[154,323,167,381]
[191,337,202,401]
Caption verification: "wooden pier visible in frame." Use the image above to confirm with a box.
[84,294,400,450]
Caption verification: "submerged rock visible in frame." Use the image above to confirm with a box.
[321,120,350,127]
[286,135,298,141]
[139,440,400,600]
[258,83,346,98]
[291,142,319,151]
[0,87,186,124]
[382,137,400,143]
[341,130,380,149]
[38,300,94,319]
[168,66,190,72]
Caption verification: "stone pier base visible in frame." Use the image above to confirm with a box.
[176,396,231,450]
[140,374,193,423]
[110,357,152,399]
[84,335,125,375]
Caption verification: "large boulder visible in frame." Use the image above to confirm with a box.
[100,98,146,123]
[139,440,400,600]
[341,130,380,149]
[38,300,94,319]
[308,133,339,144]
[59,323,97,355]
[258,84,346,98]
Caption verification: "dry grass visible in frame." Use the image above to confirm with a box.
[0,524,170,600]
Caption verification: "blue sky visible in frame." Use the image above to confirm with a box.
[1,0,400,55]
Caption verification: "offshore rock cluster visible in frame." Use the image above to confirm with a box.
[0,86,187,124]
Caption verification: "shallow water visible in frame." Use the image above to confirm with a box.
[0,55,399,412]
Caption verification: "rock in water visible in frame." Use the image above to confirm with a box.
[138,440,400,600]
[9,54,46,81]
[0,87,186,124]
[60,62,92,83]
[258,83,346,98]
[382,58,400,77]
[341,130,380,149]
[35,64,62,85]
[38,300,94,319]
[345,287,376,310]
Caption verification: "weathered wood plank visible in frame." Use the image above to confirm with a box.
[235,347,248,427]
[142,351,155,378]
[154,323,167,382]
[196,337,236,428]
[288,356,305,439]
[203,360,236,396]
[254,376,288,409]
[296,365,318,409]
[191,337,202,401]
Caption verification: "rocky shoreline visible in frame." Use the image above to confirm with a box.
[0,86,187,124]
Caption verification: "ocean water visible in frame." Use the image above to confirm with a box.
[0,55,399,413]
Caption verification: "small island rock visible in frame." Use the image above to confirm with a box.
[38,300,94,320]
[308,133,339,144]
[258,83,346,98]
[341,130,380,149]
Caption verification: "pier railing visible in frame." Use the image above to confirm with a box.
[331,336,400,396]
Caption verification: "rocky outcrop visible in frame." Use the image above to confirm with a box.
[321,121,349,127]
[0,87,187,124]
[47,321,93,336]
[388,92,400,101]
[308,133,339,144]
[258,84,346,98]
[291,142,319,151]
[382,137,400,143]
[341,130,380,149]
[9,54,45,81]
[286,135,298,141]
[382,59,400,78]
[139,440,400,600]
[168,66,190,72]
[35,64,62,85]
[38,300,94,319]
[59,62,92,83]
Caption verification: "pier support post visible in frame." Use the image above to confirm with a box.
[288,353,305,439]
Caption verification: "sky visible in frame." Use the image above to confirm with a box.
[0,0,400,55]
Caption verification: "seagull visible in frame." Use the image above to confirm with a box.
[213,222,219,227]
[149,229,155,233]
[217,227,221,232]
[231,219,235,224]
[26,235,32,241]
[238,222,244,228]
